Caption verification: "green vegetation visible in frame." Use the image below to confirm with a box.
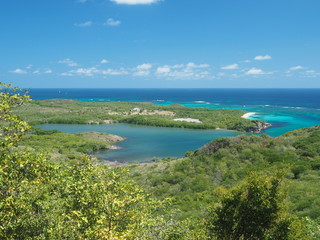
[1,83,200,239]
[21,128,123,161]
[15,98,268,132]
[2,83,320,239]
[128,126,320,225]
[206,173,310,240]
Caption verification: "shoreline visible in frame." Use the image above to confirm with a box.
[241,112,257,119]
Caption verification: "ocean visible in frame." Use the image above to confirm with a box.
[30,88,320,162]
[29,88,320,137]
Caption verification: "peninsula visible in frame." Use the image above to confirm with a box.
[15,99,270,133]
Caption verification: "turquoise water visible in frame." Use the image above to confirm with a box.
[31,89,320,162]
[29,89,320,137]
[37,124,241,163]
[176,102,320,137]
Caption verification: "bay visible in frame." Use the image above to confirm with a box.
[37,123,241,163]
[31,88,320,162]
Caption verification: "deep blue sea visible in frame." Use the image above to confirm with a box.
[29,88,320,136]
[30,88,320,162]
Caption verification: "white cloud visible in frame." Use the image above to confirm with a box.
[110,0,160,5]
[221,64,238,70]
[10,68,27,74]
[137,63,152,70]
[58,58,78,67]
[101,59,109,64]
[186,62,210,68]
[62,67,129,77]
[172,64,184,69]
[44,69,53,74]
[156,63,211,80]
[134,63,152,76]
[157,66,171,74]
[60,72,74,76]
[133,71,150,76]
[60,61,211,80]
[254,55,272,60]
[33,69,52,75]
[70,67,97,76]
[104,18,121,26]
[101,68,129,75]
[75,21,92,27]
[289,65,304,71]
[245,68,266,75]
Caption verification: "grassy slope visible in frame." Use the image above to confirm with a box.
[128,126,320,220]
[15,99,266,132]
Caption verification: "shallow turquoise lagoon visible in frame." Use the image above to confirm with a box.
[179,102,320,137]
[37,124,241,163]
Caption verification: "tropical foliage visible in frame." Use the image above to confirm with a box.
[1,83,320,239]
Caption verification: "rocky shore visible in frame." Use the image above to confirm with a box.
[245,121,272,133]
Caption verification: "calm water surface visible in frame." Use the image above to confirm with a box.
[38,124,241,162]
[32,89,320,162]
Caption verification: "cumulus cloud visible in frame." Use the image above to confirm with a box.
[254,55,272,60]
[134,63,152,76]
[186,62,209,68]
[110,0,160,5]
[137,63,152,70]
[104,18,121,26]
[221,64,238,70]
[157,66,171,74]
[62,67,129,77]
[60,61,211,80]
[58,58,78,67]
[10,68,27,74]
[245,68,266,75]
[289,65,304,71]
[101,59,109,64]
[74,21,92,27]
[156,63,211,80]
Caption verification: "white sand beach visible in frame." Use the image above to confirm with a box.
[173,118,202,123]
[241,112,256,119]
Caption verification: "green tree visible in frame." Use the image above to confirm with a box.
[206,172,310,240]
[0,82,185,239]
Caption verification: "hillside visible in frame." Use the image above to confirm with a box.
[128,126,320,220]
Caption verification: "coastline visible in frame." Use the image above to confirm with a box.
[241,112,256,119]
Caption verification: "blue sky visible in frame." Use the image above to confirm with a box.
[1,0,320,88]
